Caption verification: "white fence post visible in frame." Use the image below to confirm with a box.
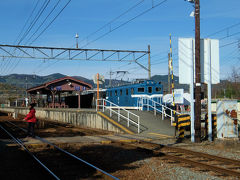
[96,99,98,111]
[147,98,149,111]
[102,99,105,112]
[162,107,164,120]
[118,108,120,122]
[102,99,141,134]
[154,102,156,116]
[138,117,140,133]
[110,103,112,117]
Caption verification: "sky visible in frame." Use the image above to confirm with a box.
[0,0,239,81]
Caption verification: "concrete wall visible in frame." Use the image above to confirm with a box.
[0,107,124,133]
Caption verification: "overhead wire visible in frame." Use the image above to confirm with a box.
[25,0,62,44]
[79,0,145,45]
[30,0,72,45]
[29,0,73,75]
[18,0,50,45]
[2,0,50,75]
[0,0,41,74]
[36,0,168,75]
[14,0,41,45]
[6,0,72,75]
[79,0,168,48]
[205,21,240,38]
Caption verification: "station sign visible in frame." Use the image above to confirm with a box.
[93,74,105,84]
[174,89,184,104]
[178,38,220,85]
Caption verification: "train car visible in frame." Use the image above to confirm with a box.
[106,80,163,109]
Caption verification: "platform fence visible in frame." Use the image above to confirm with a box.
[96,99,140,133]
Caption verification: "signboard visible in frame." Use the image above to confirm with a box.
[178,38,220,84]
[93,74,105,84]
[216,100,238,138]
[174,89,184,104]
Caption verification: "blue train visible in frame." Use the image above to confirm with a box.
[106,80,163,109]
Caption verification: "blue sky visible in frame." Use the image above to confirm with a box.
[0,0,239,81]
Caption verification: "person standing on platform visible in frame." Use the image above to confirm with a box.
[23,103,37,137]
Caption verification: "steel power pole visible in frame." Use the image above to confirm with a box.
[168,53,171,93]
[194,0,201,143]
[148,45,151,80]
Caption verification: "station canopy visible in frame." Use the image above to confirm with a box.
[27,76,92,95]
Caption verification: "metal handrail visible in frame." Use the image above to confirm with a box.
[138,97,180,125]
[96,99,140,133]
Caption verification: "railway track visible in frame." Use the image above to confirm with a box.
[0,120,118,180]
[124,141,240,178]
[1,118,240,178]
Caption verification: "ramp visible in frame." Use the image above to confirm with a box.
[102,110,175,136]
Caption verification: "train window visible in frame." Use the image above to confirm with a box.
[131,88,134,95]
[148,87,152,93]
[120,89,122,96]
[110,91,112,96]
[126,89,129,95]
[156,87,161,92]
[115,90,117,96]
[138,87,144,92]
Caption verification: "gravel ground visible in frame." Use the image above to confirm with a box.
[1,112,239,179]
[109,137,240,180]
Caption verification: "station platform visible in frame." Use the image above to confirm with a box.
[1,133,176,147]
[100,110,176,137]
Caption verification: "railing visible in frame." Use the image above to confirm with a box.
[96,99,140,133]
[138,97,180,125]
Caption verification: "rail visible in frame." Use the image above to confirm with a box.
[0,124,61,180]
[96,99,140,133]
[5,120,119,180]
[138,97,180,125]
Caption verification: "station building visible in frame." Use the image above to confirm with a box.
[27,76,93,108]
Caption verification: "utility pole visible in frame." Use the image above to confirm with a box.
[168,53,171,94]
[75,33,79,48]
[25,77,28,107]
[109,70,114,87]
[194,0,201,143]
[148,45,151,80]
[97,73,99,111]
[169,34,174,103]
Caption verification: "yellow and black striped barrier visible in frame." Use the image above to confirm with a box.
[205,113,217,139]
[174,114,191,142]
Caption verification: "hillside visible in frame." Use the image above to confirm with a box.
[0,73,230,97]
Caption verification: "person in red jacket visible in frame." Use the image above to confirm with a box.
[23,103,37,137]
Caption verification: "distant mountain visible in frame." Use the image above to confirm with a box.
[0,73,66,89]
[0,73,228,95]
[0,73,126,89]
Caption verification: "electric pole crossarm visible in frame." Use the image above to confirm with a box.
[70,51,84,59]
[135,53,147,61]
[135,61,149,71]
[103,51,117,61]
[0,55,144,62]
[16,47,34,58]
[119,52,132,61]
[0,44,148,63]
[53,50,68,59]
[0,47,14,57]
[35,48,49,57]
[87,51,101,60]
[0,44,148,53]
